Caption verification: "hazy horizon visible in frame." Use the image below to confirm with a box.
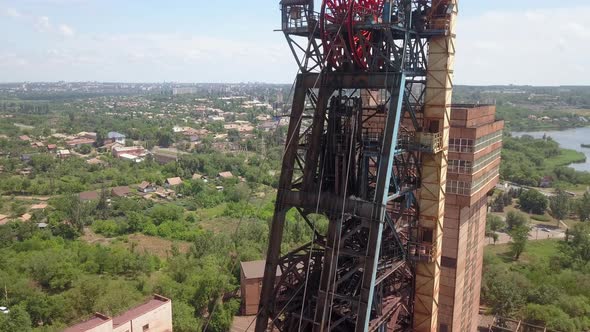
[1,0,589,85]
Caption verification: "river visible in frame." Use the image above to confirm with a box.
[512,127,590,172]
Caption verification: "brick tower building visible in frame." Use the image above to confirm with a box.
[438,104,503,331]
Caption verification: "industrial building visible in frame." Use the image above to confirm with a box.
[64,295,172,332]
[439,104,503,331]
[255,0,460,330]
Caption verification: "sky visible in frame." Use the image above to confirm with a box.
[0,0,589,85]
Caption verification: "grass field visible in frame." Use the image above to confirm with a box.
[543,148,587,170]
[485,238,560,265]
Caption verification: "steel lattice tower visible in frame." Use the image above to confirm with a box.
[256,1,458,331]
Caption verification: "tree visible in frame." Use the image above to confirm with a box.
[171,301,202,332]
[575,192,590,222]
[549,189,570,221]
[0,305,32,332]
[157,131,174,148]
[95,130,107,147]
[78,144,92,154]
[95,187,109,220]
[519,189,548,214]
[506,211,529,231]
[482,268,527,317]
[510,225,530,260]
[566,222,590,262]
[490,195,506,212]
[486,214,505,245]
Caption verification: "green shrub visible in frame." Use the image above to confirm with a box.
[530,214,551,222]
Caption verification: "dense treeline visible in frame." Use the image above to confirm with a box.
[0,227,159,331]
[500,134,589,187]
[482,223,590,331]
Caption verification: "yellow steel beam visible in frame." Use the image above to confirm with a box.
[413,0,458,331]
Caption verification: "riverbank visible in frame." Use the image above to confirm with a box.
[543,148,587,170]
[512,127,590,172]
[501,133,590,189]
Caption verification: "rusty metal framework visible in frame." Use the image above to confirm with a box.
[256,1,457,331]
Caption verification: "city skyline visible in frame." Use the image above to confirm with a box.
[0,0,589,85]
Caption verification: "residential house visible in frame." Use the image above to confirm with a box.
[154,188,175,199]
[137,181,156,193]
[19,213,32,222]
[47,144,57,152]
[112,146,146,158]
[77,131,97,140]
[540,176,553,188]
[20,167,33,176]
[19,135,31,141]
[165,177,182,187]
[66,137,96,148]
[0,215,8,226]
[152,152,177,165]
[111,186,131,198]
[258,121,277,132]
[107,132,126,145]
[58,150,72,159]
[79,191,100,201]
[218,171,234,179]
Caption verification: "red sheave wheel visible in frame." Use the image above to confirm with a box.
[349,0,384,69]
[320,0,352,69]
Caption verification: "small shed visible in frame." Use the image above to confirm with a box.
[240,260,281,315]
[165,177,183,187]
[218,171,234,179]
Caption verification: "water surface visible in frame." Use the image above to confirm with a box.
[512,127,590,172]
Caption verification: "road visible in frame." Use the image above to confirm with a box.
[486,224,565,246]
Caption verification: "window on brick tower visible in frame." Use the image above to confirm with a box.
[428,120,439,133]
[143,324,149,332]
[421,228,433,243]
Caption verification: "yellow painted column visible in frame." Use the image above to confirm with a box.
[413,1,458,331]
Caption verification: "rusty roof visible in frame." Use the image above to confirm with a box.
[79,191,99,201]
[218,171,234,179]
[64,313,111,332]
[112,295,170,327]
[111,186,131,197]
[166,177,182,186]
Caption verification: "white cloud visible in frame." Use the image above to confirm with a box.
[58,24,75,37]
[1,6,76,37]
[456,6,590,85]
[35,16,51,32]
[2,8,21,17]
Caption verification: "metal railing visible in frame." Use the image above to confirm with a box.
[408,241,436,263]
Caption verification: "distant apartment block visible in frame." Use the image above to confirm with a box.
[172,87,198,95]
[439,105,503,332]
[65,294,172,332]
